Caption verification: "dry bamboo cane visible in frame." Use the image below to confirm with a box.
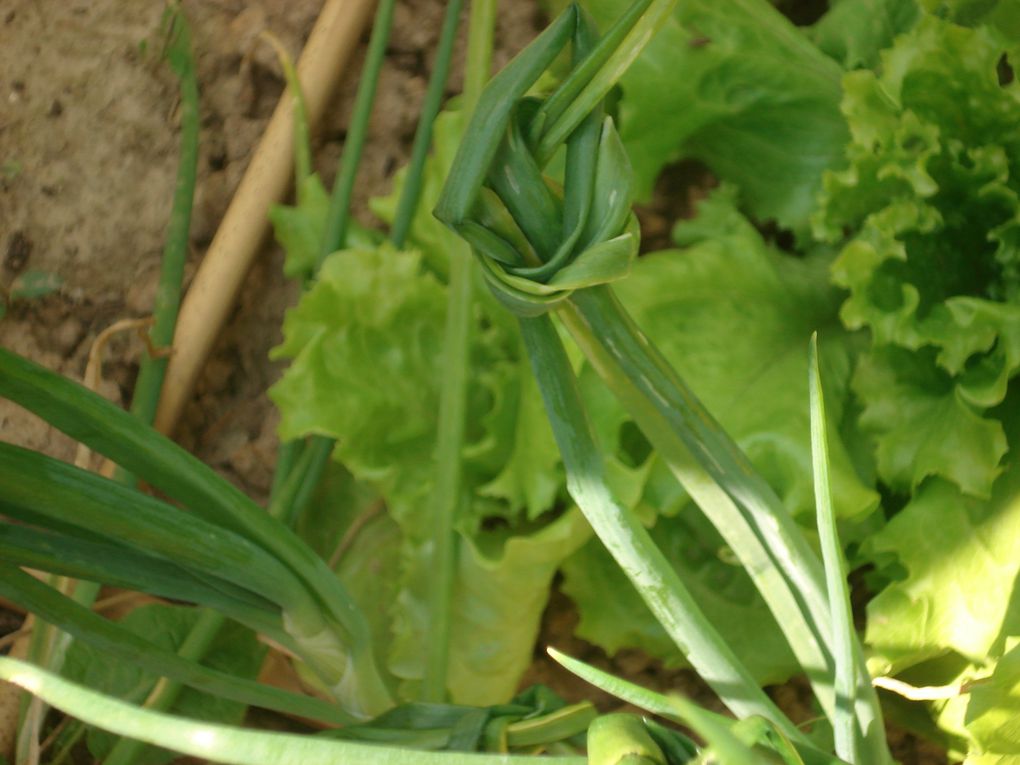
[154,0,377,435]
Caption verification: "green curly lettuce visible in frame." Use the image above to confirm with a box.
[270,244,449,532]
[967,639,1020,758]
[814,14,1020,498]
[542,0,849,230]
[864,403,1020,760]
[866,471,1020,677]
[810,0,920,70]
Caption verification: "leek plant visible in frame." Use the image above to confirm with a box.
[0,1,895,764]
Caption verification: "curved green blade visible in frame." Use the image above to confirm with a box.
[0,565,350,725]
[0,657,586,765]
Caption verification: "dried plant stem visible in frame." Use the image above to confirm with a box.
[154,0,377,436]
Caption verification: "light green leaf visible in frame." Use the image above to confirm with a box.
[275,183,563,538]
[268,175,331,279]
[478,364,563,521]
[9,270,63,300]
[853,348,1007,497]
[810,0,920,70]
[965,755,1020,765]
[63,604,264,765]
[586,714,667,765]
[967,640,1020,756]
[390,508,591,704]
[270,244,448,534]
[815,15,1020,498]
[866,467,1020,676]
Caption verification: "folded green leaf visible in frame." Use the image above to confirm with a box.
[324,689,589,753]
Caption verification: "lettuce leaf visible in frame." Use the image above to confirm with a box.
[853,347,1008,497]
[815,15,1020,498]
[866,471,1020,677]
[271,244,448,533]
[297,463,402,684]
[477,363,564,521]
[542,0,848,230]
[391,509,590,704]
[810,0,920,70]
[270,240,577,704]
[865,442,1020,760]
[966,639,1020,757]
[919,0,1020,50]
[268,175,331,280]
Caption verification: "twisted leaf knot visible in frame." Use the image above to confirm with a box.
[436,3,649,317]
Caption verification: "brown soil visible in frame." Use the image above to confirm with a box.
[0,0,540,495]
[0,2,950,764]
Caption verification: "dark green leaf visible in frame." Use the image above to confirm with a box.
[0,564,349,725]
[63,604,265,765]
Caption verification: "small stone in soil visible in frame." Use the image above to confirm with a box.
[52,316,84,355]
[4,230,32,273]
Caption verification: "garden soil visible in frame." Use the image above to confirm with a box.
[0,2,948,763]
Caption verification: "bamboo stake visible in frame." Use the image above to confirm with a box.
[154,0,377,436]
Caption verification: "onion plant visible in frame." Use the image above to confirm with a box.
[0,1,897,764]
